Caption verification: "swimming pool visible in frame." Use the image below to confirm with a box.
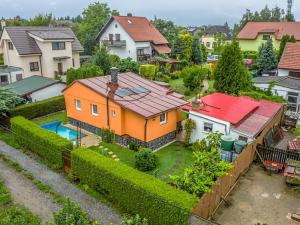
[41,121,86,143]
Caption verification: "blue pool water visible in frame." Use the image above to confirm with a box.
[41,121,85,142]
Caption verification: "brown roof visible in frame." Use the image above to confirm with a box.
[97,16,169,45]
[278,42,300,70]
[65,72,187,118]
[238,22,300,40]
[4,26,83,55]
[151,44,171,54]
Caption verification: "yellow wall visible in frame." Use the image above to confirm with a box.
[64,81,182,142]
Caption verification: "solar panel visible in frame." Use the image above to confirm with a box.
[131,86,149,94]
[116,88,134,97]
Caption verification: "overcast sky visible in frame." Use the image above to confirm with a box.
[0,0,299,26]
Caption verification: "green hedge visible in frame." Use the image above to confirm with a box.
[9,96,65,120]
[139,64,157,80]
[11,116,73,168]
[71,148,197,225]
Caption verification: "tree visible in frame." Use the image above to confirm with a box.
[278,34,296,60]
[90,45,112,74]
[182,66,206,91]
[0,88,23,115]
[26,14,53,26]
[180,33,193,61]
[117,58,140,73]
[79,2,115,54]
[171,35,184,59]
[66,65,103,85]
[257,38,278,73]
[191,36,202,64]
[213,32,226,55]
[213,40,251,95]
[201,44,208,63]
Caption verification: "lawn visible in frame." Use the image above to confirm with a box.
[208,79,215,93]
[89,141,194,181]
[169,78,196,100]
[32,111,68,125]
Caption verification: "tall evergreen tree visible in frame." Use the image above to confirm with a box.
[191,36,202,64]
[201,44,208,63]
[278,34,296,60]
[171,35,184,59]
[257,38,278,73]
[213,40,251,95]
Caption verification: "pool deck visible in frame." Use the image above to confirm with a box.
[64,124,100,148]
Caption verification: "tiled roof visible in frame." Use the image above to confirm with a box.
[151,44,171,54]
[28,30,74,40]
[238,22,300,40]
[278,43,300,70]
[4,26,83,55]
[97,16,169,45]
[5,75,61,96]
[66,72,187,118]
[253,76,300,90]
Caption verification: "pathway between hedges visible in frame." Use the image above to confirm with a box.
[0,140,122,225]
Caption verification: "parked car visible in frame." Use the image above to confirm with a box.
[207,55,219,62]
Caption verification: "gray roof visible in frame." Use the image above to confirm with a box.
[253,76,300,90]
[204,25,232,40]
[0,65,23,74]
[28,30,74,40]
[4,26,83,55]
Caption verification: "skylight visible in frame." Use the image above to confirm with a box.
[116,87,149,97]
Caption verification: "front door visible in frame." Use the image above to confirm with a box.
[58,63,63,75]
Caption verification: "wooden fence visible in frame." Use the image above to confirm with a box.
[192,106,284,219]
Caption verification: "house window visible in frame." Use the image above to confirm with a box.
[206,42,210,48]
[72,58,75,67]
[109,34,113,41]
[160,112,167,125]
[289,71,300,78]
[287,92,299,112]
[115,34,120,41]
[91,104,98,116]
[262,34,270,40]
[0,75,8,84]
[16,74,23,81]
[75,99,81,111]
[115,24,118,28]
[203,122,213,133]
[29,62,39,71]
[52,42,66,50]
[112,109,116,117]
[137,49,144,56]
[8,41,13,50]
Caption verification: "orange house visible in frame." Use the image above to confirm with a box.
[63,69,187,149]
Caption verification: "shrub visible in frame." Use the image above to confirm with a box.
[139,64,157,80]
[0,180,12,207]
[9,96,65,120]
[11,116,73,168]
[171,71,181,79]
[135,149,157,172]
[120,215,148,225]
[0,206,41,225]
[184,119,196,146]
[243,51,258,60]
[118,58,140,73]
[240,91,285,103]
[181,66,205,90]
[101,129,115,143]
[53,199,89,225]
[66,65,103,85]
[184,89,192,96]
[109,54,121,67]
[129,141,140,152]
[71,148,197,225]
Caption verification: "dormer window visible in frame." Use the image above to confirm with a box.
[8,41,13,50]
[262,34,271,40]
[52,42,66,50]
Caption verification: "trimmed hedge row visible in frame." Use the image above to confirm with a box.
[11,116,73,168]
[9,96,65,120]
[71,148,198,225]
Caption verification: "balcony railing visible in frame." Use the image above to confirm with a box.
[137,54,151,62]
[103,40,126,48]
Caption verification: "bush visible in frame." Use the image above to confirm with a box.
[120,215,148,225]
[170,71,181,80]
[139,64,157,80]
[184,89,192,96]
[135,149,157,172]
[101,129,115,143]
[118,58,140,73]
[66,65,103,85]
[0,180,12,207]
[11,116,73,168]
[181,66,205,90]
[243,51,258,60]
[240,91,285,103]
[129,141,140,152]
[0,206,41,225]
[9,96,65,120]
[71,148,197,225]
[53,199,89,225]
[109,54,121,67]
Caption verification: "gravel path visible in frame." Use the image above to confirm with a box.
[0,141,122,225]
[0,160,60,223]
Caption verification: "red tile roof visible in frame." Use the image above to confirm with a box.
[238,22,300,40]
[278,43,300,70]
[151,43,171,54]
[113,16,169,44]
[65,72,187,118]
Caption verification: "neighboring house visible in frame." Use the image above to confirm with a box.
[253,76,300,117]
[0,26,83,79]
[182,93,283,143]
[277,42,300,77]
[5,75,66,102]
[238,22,300,51]
[64,69,187,149]
[201,25,232,53]
[97,14,171,62]
[0,65,23,85]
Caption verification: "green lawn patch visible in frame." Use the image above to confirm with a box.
[208,80,215,93]
[169,78,196,100]
[32,111,68,125]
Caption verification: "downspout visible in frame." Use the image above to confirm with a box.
[106,96,110,129]
[144,119,148,143]
[9,71,12,84]
[39,55,43,76]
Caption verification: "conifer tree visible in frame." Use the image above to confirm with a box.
[191,36,202,64]
[257,38,278,73]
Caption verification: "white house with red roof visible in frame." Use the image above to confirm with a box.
[96,14,171,62]
[182,93,283,143]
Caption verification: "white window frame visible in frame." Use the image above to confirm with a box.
[112,109,116,117]
[160,112,167,125]
[91,104,98,116]
[75,99,81,111]
[203,122,213,133]
[287,92,299,112]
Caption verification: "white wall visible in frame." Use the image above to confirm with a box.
[72,52,80,69]
[30,82,66,102]
[254,83,300,98]
[277,69,289,76]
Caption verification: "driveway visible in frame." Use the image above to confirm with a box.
[215,165,300,225]
[0,140,122,225]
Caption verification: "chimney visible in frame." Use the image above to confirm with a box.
[127,13,133,17]
[111,67,119,84]
[1,20,6,30]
